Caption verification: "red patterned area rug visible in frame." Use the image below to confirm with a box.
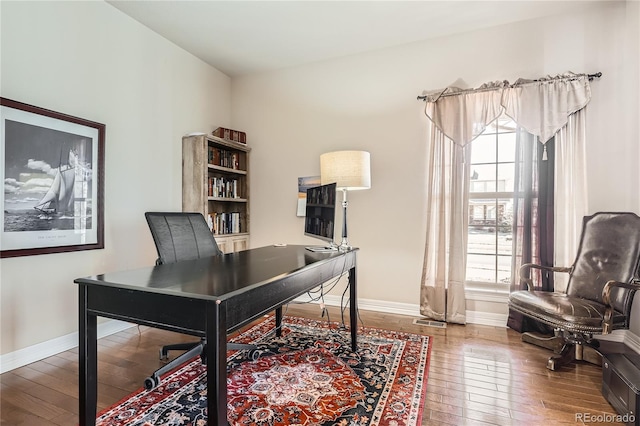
[97,315,432,426]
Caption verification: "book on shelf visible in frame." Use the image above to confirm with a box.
[208,212,242,235]
[207,176,240,198]
[212,127,247,144]
[208,147,242,171]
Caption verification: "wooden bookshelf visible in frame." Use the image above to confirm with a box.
[182,134,250,253]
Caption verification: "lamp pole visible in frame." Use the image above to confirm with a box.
[339,188,350,251]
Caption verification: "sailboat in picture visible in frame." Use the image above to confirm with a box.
[33,150,78,217]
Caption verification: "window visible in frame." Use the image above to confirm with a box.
[466,116,516,289]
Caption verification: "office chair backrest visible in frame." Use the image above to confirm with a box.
[566,212,640,318]
[145,212,222,265]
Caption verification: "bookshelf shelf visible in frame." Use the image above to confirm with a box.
[208,164,247,175]
[208,197,248,202]
[183,134,251,253]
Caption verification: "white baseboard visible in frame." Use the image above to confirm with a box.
[0,320,135,374]
[0,296,513,374]
[465,310,508,327]
[293,294,509,328]
[623,330,640,353]
[298,294,640,336]
[4,294,634,374]
[592,330,640,354]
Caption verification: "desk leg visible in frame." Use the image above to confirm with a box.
[79,285,97,426]
[206,301,228,426]
[349,266,357,352]
[275,306,283,337]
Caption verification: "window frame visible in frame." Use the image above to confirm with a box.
[465,118,517,292]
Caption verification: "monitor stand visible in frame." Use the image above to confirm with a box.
[305,242,339,253]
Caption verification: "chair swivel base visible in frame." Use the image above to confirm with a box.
[144,341,260,390]
[145,343,204,390]
[522,332,565,353]
[160,341,201,360]
[521,331,603,371]
[546,343,602,371]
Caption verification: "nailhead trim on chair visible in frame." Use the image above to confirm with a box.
[508,304,622,334]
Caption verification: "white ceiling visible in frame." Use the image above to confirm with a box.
[107,1,597,77]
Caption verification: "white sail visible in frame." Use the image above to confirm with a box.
[34,172,61,213]
[58,167,76,213]
[34,151,77,215]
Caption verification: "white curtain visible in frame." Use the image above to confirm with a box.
[420,86,506,324]
[554,110,589,292]
[420,72,592,323]
[420,120,469,323]
[502,75,591,143]
[503,75,591,292]
[423,82,506,145]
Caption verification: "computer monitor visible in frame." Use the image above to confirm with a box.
[304,182,337,249]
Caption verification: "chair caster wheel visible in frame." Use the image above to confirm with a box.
[248,349,260,361]
[144,375,160,390]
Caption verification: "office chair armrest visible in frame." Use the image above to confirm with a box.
[602,279,640,334]
[518,263,572,291]
[602,279,640,305]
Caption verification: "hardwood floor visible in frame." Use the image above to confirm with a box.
[0,304,622,425]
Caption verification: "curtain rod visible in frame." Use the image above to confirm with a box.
[416,72,602,101]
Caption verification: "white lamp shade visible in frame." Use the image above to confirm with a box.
[320,150,371,191]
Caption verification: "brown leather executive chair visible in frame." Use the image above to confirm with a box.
[143,212,259,390]
[508,212,640,370]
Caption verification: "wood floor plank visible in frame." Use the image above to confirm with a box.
[0,384,66,421]
[0,400,59,426]
[0,304,623,425]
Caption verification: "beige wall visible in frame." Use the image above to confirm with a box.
[1,1,638,363]
[625,0,640,337]
[0,1,231,356]
[231,2,640,325]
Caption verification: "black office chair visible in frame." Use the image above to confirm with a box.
[143,211,258,390]
[509,212,640,370]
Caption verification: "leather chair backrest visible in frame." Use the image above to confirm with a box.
[566,212,640,316]
[145,212,222,265]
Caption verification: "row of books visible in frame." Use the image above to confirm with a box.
[208,146,241,170]
[207,212,242,235]
[208,176,240,198]
[212,127,247,144]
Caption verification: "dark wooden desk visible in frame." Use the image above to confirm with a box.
[76,245,358,425]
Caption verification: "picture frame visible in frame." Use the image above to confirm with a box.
[1,98,105,258]
[297,175,320,216]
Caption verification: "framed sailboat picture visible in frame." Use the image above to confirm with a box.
[0,98,105,258]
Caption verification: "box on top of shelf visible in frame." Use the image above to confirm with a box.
[213,127,246,144]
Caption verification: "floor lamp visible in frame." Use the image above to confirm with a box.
[320,150,371,251]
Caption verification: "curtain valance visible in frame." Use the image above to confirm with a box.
[422,72,592,146]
